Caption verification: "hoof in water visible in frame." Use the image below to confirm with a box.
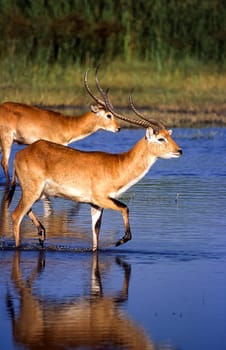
[39,238,45,248]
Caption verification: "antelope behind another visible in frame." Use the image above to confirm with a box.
[0,68,120,184]
[9,88,182,250]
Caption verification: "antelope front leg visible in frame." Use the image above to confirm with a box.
[91,205,103,251]
[103,197,132,247]
[115,227,132,246]
[112,198,132,247]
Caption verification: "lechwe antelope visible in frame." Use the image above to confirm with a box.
[0,69,120,184]
[9,88,182,250]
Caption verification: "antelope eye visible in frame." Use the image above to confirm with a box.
[106,113,112,119]
[158,137,165,142]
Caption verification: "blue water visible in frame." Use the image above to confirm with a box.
[0,127,226,350]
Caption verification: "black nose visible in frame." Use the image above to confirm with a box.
[117,127,121,132]
[178,149,182,155]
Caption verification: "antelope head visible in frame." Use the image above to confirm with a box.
[84,68,120,133]
[94,74,182,160]
[129,94,182,159]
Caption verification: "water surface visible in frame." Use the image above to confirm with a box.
[0,127,226,349]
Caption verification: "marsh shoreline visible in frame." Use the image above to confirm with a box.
[38,104,226,128]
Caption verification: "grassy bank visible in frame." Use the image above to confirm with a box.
[1,59,226,127]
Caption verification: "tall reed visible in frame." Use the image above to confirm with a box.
[0,0,225,68]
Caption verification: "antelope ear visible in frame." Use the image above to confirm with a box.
[168,129,172,135]
[90,104,99,113]
[145,127,154,141]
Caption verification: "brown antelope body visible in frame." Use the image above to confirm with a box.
[10,90,182,249]
[0,69,120,184]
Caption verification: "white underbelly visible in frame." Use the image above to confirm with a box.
[43,180,91,202]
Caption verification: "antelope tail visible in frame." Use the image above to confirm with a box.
[5,167,17,208]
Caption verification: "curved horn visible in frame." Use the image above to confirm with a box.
[94,66,115,110]
[93,67,157,129]
[94,67,148,126]
[84,68,105,106]
[103,90,151,128]
[129,93,165,131]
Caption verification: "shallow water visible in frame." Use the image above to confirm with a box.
[0,127,226,349]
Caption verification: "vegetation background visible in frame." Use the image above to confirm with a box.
[0,0,226,125]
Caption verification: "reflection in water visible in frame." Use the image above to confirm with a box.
[0,187,91,248]
[6,252,171,350]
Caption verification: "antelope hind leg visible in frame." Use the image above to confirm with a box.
[27,209,46,247]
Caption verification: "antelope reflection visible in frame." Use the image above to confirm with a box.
[0,187,86,245]
[7,252,161,350]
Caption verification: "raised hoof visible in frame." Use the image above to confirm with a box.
[115,237,129,247]
[115,239,123,247]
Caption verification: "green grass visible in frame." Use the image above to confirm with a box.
[0,59,226,126]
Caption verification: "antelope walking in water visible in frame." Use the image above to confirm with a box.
[9,82,182,249]
[0,69,120,184]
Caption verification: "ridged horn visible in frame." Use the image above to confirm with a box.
[84,68,105,107]
[129,93,165,132]
[103,90,151,128]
